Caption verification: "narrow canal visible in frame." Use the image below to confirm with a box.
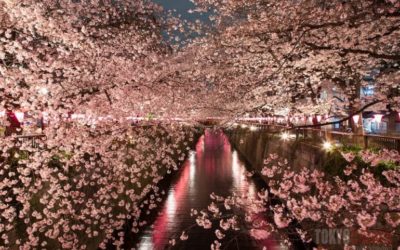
[135,129,279,250]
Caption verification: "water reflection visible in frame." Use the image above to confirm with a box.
[137,129,275,249]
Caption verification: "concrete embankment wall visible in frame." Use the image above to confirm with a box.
[226,128,328,172]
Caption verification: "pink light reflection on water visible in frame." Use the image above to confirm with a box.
[137,130,278,250]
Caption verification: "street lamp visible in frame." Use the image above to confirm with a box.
[322,141,333,151]
[280,132,294,141]
[281,132,290,140]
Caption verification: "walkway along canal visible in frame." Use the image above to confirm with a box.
[134,129,281,250]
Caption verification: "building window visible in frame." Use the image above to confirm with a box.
[363,118,387,134]
[361,85,374,97]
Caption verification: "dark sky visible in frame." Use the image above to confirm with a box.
[153,0,213,44]
[153,0,206,21]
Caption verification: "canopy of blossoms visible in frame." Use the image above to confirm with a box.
[0,0,399,249]
[1,0,399,120]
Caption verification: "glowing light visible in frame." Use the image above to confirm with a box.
[250,125,258,131]
[352,115,360,124]
[71,114,85,119]
[316,115,322,122]
[322,141,333,151]
[280,131,295,141]
[0,110,4,117]
[189,151,196,185]
[38,87,49,95]
[166,190,176,215]
[232,151,242,185]
[374,114,384,123]
[241,124,247,129]
[280,132,290,141]
[42,112,49,123]
[15,111,24,122]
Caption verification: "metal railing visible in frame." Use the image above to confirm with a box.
[15,134,45,148]
[245,123,400,152]
[8,124,400,152]
[364,134,400,151]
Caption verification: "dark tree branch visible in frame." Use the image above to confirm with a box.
[333,95,345,102]
[104,90,112,105]
[367,24,400,41]
[304,42,400,60]
[288,99,383,130]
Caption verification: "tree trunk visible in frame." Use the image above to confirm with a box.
[348,81,365,146]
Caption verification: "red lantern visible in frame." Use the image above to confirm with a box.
[15,111,24,122]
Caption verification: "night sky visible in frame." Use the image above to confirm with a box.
[153,0,213,44]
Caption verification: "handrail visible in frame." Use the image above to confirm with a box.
[15,134,45,139]
[13,134,45,149]
[246,122,400,151]
[364,133,400,140]
[326,130,356,136]
[251,122,399,139]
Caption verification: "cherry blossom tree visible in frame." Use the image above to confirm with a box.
[0,1,202,248]
[1,0,399,249]
[178,150,400,249]
[179,0,400,121]
[2,0,399,123]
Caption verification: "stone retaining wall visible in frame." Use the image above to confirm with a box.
[226,128,328,172]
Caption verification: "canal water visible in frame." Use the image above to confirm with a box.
[135,129,279,250]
